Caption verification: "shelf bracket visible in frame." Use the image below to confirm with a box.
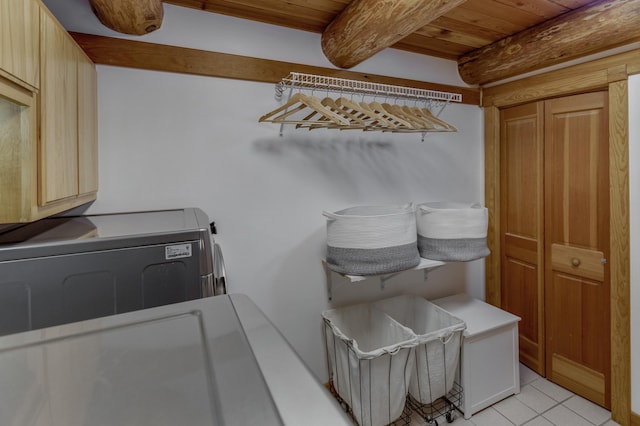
[322,258,445,302]
[380,272,401,290]
[323,260,333,301]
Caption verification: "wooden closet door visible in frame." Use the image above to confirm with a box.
[500,102,545,375]
[544,91,610,408]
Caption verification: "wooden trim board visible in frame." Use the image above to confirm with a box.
[483,105,501,307]
[70,32,480,106]
[482,50,640,108]
[483,50,634,425]
[609,79,631,425]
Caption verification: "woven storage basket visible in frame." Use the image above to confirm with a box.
[416,202,490,262]
[323,203,420,275]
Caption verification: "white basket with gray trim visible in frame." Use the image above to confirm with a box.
[323,204,420,275]
[416,202,490,262]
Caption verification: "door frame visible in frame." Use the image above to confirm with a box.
[482,50,636,425]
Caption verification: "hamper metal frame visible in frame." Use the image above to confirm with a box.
[323,318,414,426]
[407,332,464,425]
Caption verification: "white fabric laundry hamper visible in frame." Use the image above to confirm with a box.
[373,295,466,405]
[323,204,420,275]
[322,303,417,426]
[416,202,490,262]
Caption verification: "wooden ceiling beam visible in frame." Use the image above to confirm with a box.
[321,0,467,69]
[458,0,640,86]
[89,0,164,35]
[70,32,481,105]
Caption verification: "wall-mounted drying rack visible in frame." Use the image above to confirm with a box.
[259,72,463,139]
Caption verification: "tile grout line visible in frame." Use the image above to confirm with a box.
[508,367,612,426]
[520,401,573,425]
[516,377,574,425]
[511,378,610,426]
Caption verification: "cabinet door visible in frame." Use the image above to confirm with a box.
[77,52,98,196]
[0,0,39,89]
[0,79,36,223]
[39,9,78,205]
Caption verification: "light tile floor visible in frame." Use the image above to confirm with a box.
[408,364,618,426]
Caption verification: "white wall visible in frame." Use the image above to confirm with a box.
[43,0,484,381]
[630,74,640,413]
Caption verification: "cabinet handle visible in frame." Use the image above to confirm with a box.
[571,257,581,267]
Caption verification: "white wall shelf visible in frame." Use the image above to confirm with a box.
[322,258,445,301]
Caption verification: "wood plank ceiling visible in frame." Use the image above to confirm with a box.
[86,0,640,86]
[164,0,595,61]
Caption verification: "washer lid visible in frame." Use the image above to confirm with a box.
[0,295,283,426]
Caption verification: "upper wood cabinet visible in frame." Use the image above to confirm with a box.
[0,0,39,90]
[0,4,98,223]
[38,7,98,210]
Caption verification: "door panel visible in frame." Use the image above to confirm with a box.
[502,255,539,368]
[544,91,610,408]
[500,102,545,375]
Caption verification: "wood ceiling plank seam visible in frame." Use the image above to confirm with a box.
[389,42,461,61]
[413,24,494,48]
[226,0,349,9]
[458,0,555,26]
[163,0,206,10]
[165,1,335,32]
[549,0,594,8]
[248,0,349,14]
[197,5,328,32]
[213,4,334,27]
[444,6,532,35]
[492,0,572,18]
[394,34,473,56]
[196,0,343,21]
[429,15,510,41]
[223,0,344,14]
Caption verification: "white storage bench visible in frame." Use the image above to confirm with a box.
[432,294,521,419]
